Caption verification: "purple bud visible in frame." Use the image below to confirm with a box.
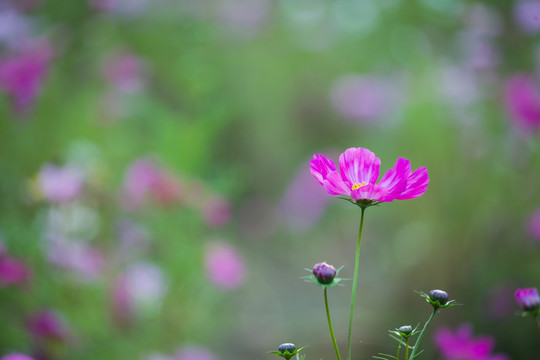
[515,287,540,311]
[429,289,449,305]
[312,262,336,285]
[278,343,296,354]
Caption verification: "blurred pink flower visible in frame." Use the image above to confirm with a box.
[204,242,246,290]
[0,255,31,286]
[527,209,540,240]
[121,158,182,210]
[202,197,231,228]
[38,164,84,203]
[26,310,70,342]
[310,147,429,203]
[0,354,34,360]
[111,262,168,326]
[514,287,540,311]
[279,162,330,231]
[434,323,509,360]
[0,6,34,48]
[504,74,540,132]
[329,75,399,123]
[46,237,103,281]
[515,1,540,33]
[217,0,270,37]
[175,346,218,360]
[102,51,145,93]
[0,40,52,113]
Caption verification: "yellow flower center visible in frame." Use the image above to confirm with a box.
[351,181,366,190]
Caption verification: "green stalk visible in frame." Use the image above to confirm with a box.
[405,337,409,360]
[409,309,437,359]
[325,287,341,360]
[346,207,366,360]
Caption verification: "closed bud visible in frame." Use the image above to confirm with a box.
[429,289,449,306]
[312,262,336,285]
[398,325,412,336]
[278,343,296,354]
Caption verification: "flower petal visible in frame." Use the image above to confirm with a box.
[377,157,409,202]
[310,154,337,185]
[352,184,387,202]
[338,147,380,186]
[322,172,352,197]
[397,166,429,200]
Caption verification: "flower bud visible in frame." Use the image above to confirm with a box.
[515,287,540,312]
[429,289,449,306]
[312,262,336,285]
[397,325,412,336]
[278,343,296,354]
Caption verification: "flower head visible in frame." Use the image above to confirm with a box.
[514,287,540,315]
[204,242,246,290]
[312,262,336,285]
[269,343,305,360]
[310,147,428,207]
[418,289,457,310]
[434,323,509,360]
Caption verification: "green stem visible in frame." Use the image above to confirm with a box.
[346,207,366,360]
[535,314,540,330]
[325,287,341,360]
[409,309,437,359]
[405,337,409,360]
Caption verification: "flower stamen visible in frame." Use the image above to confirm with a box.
[351,182,366,190]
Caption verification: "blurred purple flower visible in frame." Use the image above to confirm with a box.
[217,0,270,37]
[202,197,231,228]
[175,346,218,360]
[111,262,168,325]
[0,254,31,286]
[26,310,70,342]
[514,287,540,311]
[485,284,517,319]
[204,242,246,290]
[91,0,149,16]
[515,1,540,33]
[504,74,540,132]
[38,164,84,204]
[329,75,399,123]
[0,40,52,113]
[465,4,502,37]
[439,66,479,107]
[527,209,540,240]
[46,237,103,281]
[279,162,330,231]
[102,51,145,93]
[0,354,34,360]
[434,323,509,360]
[0,6,34,48]
[121,158,182,210]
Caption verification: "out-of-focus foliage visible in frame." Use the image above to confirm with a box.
[0,0,539,359]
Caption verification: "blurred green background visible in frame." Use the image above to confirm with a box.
[0,0,539,359]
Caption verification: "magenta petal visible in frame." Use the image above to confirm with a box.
[310,154,337,185]
[397,166,429,200]
[377,157,409,201]
[338,147,380,186]
[322,171,352,197]
[352,184,387,202]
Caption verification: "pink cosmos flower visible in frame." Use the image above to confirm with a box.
[514,287,540,311]
[0,354,34,360]
[527,209,540,240]
[26,310,69,342]
[38,164,84,203]
[0,40,52,113]
[434,323,509,360]
[204,242,246,290]
[310,147,428,205]
[504,74,540,132]
[0,255,31,286]
[120,158,182,210]
[102,51,145,93]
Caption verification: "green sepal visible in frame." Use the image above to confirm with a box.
[388,324,421,340]
[269,346,306,360]
[516,309,540,317]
